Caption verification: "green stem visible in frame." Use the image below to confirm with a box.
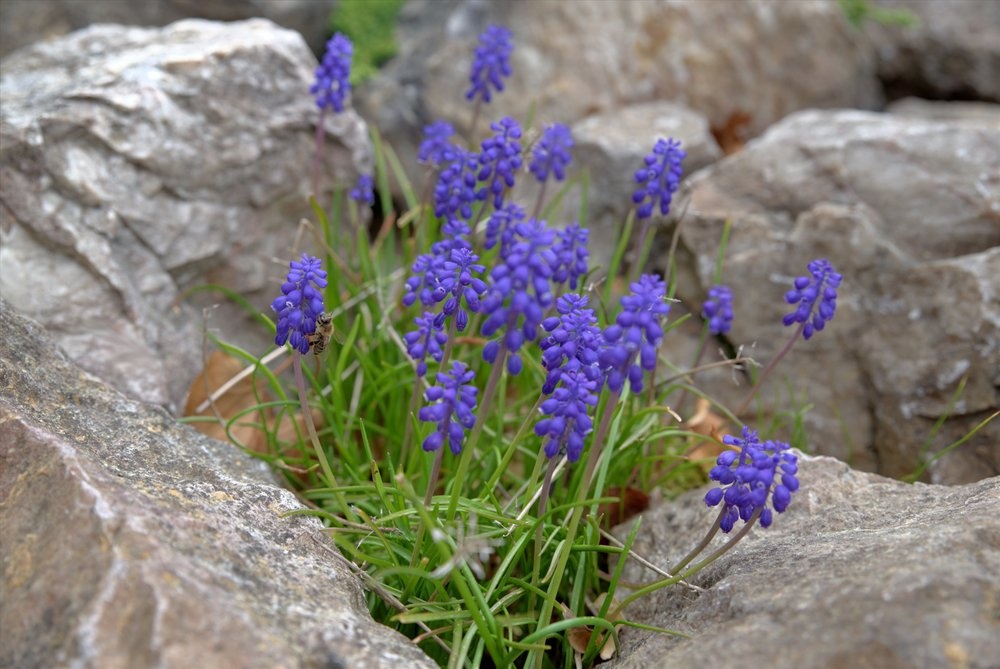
[733,321,806,417]
[669,506,725,574]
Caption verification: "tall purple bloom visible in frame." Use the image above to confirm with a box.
[782,258,842,340]
[477,117,523,208]
[418,120,457,166]
[435,248,488,332]
[434,149,482,222]
[539,294,602,394]
[404,312,448,377]
[466,25,514,104]
[480,219,556,375]
[632,138,686,219]
[310,33,353,112]
[271,254,328,354]
[549,223,589,290]
[419,361,479,454]
[599,274,670,393]
[530,124,573,183]
[484,202,526,259]
[535,368,599,462]
[703,284,734,336]
[704,426,799,532]
[349,173,374,206]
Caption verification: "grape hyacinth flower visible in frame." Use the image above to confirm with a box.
[549,223,589,290]
[477,117,523,208]
[783,258,843,340]
[403,222,474,309]
[434,149,482,222]
[466,25,514,104]
[419,361,479,454]
[704,426,799,532]
[310,33,353,113]
[349,173,374,206]
[530,124,574,183]
[418,120,457,166]
[535,367,600,462]
[539,294,602,394]
[435,248,488,332]
[404,312,449,378]
[632,138,686,219]
[481,219,556,375]
[703,284,734,336]
[484,202,526,259]
[599,274,670,393]
[271,254,328,354]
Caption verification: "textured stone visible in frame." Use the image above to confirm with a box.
[0,299,436,669]
[669,109,1000,483]
[358,0,879,197]
[0,19,371,412]
[612,456,1000,669]
[0,0,338,57]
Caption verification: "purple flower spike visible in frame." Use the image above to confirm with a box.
[419,361,479,455]
[435,248,488,332]
[404,312,448,377]
[466,25,514,104]
[704,426,799,532]
[539,294,602,395]
[477,117,523,208]
[349,173,374,206]
[599,274,670,393]
[703,284,734,336]
[484,202,526,258]
[550,223,589,290]
[480,219,556,375]
[782,258,843,340]
[530,124,573,183]
[434,149,482,222]
[418,120,457,166]
[535,367,599,462]
[310,33,353,112]
[271,254,328,354]
[632,138,686,220]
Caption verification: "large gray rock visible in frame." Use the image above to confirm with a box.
[670,108,1000,484]
[0,19,370,412]
[0,299,436,669]
[866,0,1000,102]
[358,0,879,193]
[612,456,1000,669]
[0,0,337,57]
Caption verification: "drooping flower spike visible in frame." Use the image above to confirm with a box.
[599,274,671,393]
[530,124,573,183]
[704,426,799,532]
[539,294,602,394]
[466,25,514,104]
[535,367,599,462]
[419,361,479,455]
[632,138,686,219]
[310,33,353,113]
[782,258,842,340]
[271,254,328,354]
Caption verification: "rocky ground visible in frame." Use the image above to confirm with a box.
[1,1,998,667]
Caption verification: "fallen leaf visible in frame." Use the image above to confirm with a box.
[566,593,624,661]
[600,487,650,529]
[184,350,270,453]
[710,110,752,155]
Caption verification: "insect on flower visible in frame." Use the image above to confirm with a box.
[307,312,334,355]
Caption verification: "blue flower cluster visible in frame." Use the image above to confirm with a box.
[434,149,481,222]
[535,368,599,462]
[632,138,686,219]
[349,173,374,206]
[783,258,842,340]
[404,312,448,377]
[310,33,353,113]
[477,117,523,208]
[530,124,573,183]
[703,284,734,336]
[704,426,799,531]
[550,223,589,291]
[599,275,671,393]
[466,25,514,104]
[484,203,526,258]
[539,294,602,394]
[435,248,488,332]
[419,361,479,454]
[418,121,456,166]
[271,254,328,354]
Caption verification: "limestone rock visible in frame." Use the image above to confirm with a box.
[0,19,371,412]
[671,108,1000,483]
[611,456,1000,668]
[0,299,436,669]
[0,0,338,57]
[358,0,879,194]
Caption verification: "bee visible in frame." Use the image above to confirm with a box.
[307,312,334,355]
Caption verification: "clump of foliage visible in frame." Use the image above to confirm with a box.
[328,0,406,83]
